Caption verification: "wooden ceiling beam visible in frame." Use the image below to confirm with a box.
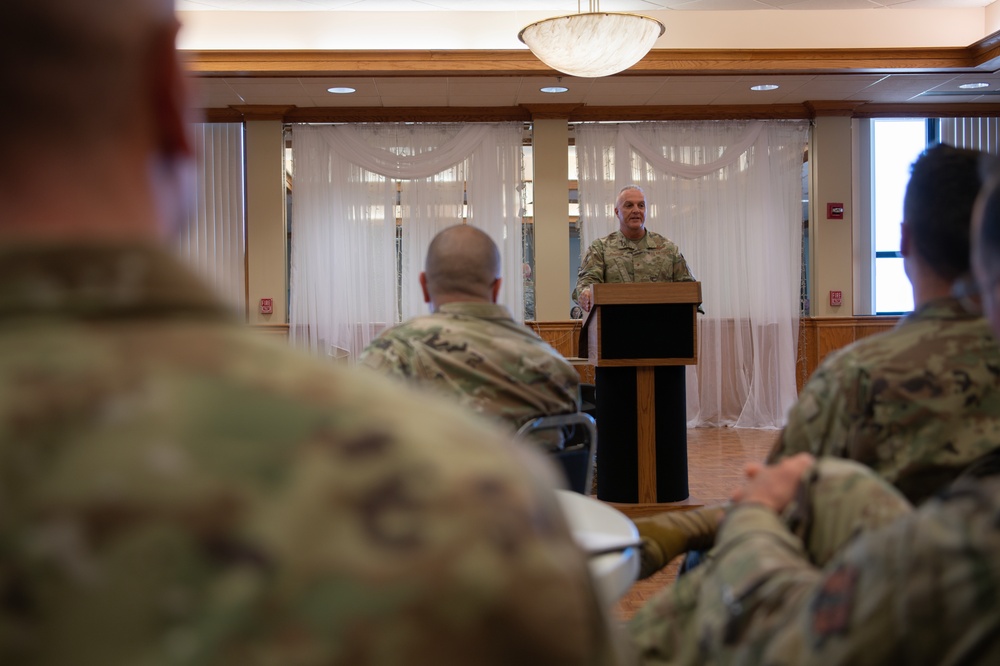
[185,40,999,79]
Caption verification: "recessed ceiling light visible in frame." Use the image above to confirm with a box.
[959,82,990,90]
[750,84,779,92]
[541,86,569,94]
[327,86,356,94]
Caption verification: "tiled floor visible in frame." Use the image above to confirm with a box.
[612,426,780,621]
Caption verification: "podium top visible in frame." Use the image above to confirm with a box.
[591,282,702,306]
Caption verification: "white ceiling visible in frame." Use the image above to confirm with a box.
[183,0,1000,109]
[179,0,992,11]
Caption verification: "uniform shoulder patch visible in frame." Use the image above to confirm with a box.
[810,564,859,647]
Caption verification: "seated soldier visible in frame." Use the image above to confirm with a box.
[634,145,1000,576]
[631,449,1000,664]
[629,161,1000,662]
[360,224,582,444]
[769,144,1000,505]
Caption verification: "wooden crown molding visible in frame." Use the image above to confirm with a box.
[285,106,530,123]
[231,104,295,120]
[185,38,1000,79]
[971,29,1000,70]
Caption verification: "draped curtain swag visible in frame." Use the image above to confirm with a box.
[290,122,524,362]
[576,120,809,427]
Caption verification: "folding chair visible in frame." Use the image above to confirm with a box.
[516,412,597,495]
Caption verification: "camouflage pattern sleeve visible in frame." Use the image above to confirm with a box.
[769,351,857,464]
[769,305,1000,503]
[574,237,609,302]
[630,475,1000,665]
[0,316,628,666]
[671,251,696,282]
[357,331,416,381]
[358,306,580,436]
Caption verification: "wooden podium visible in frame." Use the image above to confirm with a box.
[579,282,701,505]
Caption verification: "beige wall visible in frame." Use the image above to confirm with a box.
[245,120,288,325]
[532,119,572,321]
[178,8,987,51]
[810,116,855,317]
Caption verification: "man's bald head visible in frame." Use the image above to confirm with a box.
[423,225,502,307]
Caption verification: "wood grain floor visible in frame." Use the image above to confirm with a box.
[611,426,780,621]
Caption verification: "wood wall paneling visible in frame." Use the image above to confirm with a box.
[251,316,899,396]
[796,316,899,392]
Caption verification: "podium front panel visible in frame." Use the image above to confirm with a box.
[600,303,695,360]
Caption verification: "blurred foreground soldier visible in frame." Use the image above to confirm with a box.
[360,224,581,436]
[626,170,1000,666]
[635,145,1000,578]
[0,2,626,665]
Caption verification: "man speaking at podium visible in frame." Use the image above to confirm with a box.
[573,185,698,312]
[573,185,701,503]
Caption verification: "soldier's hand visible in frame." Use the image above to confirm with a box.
[579,287,592,312]
[731,453,815,513]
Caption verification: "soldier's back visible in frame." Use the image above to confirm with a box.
[775,298,1000,503]
[0,245,621,666]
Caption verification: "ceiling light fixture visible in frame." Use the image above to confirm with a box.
[518,0,664,79]
[327,86,356,94]
[750,84,779,91]
[541,86,569,93]
[959,82,990,89]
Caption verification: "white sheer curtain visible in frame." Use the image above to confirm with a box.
[176,122,246,314]
[290,122,524,362]
[576,120,809,427]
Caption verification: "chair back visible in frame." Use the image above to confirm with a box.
[516,413,596,494]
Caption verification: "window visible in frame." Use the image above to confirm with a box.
[872,118,929,314]
[859,118,935,315]
[860,116,1000,315]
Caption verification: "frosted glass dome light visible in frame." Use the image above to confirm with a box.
[518,11,665,79]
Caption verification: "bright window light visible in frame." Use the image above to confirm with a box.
[871,118,925,313]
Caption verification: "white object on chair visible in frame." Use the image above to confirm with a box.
[555,489,640,605]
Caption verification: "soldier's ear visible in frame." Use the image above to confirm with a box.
[419,272,432,303]
[491,277,502,303]
[900,221,912,257]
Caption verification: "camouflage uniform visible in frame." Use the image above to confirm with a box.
[771,297,1000,504]
[573,230,696,303]
[630,458,1000,665]
[359,301,581,436]
[0,243,626,666]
